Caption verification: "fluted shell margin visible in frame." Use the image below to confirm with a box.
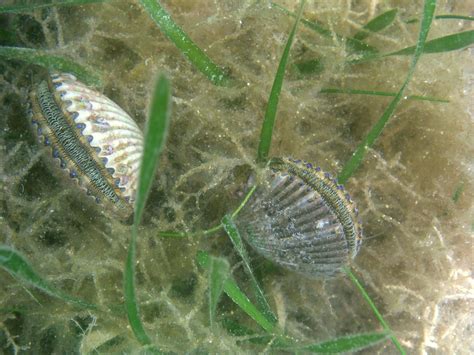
[236,157,362,278]
[29,72,143,217]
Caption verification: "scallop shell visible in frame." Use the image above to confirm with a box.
[29,73,143,216]
[236,157,362,278]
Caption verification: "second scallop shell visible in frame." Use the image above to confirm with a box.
[236,157,362,278]
[29,73,143,216]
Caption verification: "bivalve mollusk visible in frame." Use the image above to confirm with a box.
[236,157,362,278]
[29,73,143,217]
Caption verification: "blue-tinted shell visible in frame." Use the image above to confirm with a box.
[236,157,362,278]
[29,73,143,217]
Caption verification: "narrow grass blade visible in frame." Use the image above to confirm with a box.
[286,332,389,353]
[196,251,276,334]
[222,318,286,347]
[221,215,277,325]
[124,230,152,346]
[387,30,474,56]
[0,46,102,87]
[0,246,96,309]
[134,73,171,224]
[407,14,474,23]
[221,281,275,334]
[139,0,228,86]
[157,224,222,238]
[435,14,474,21]
[270,2,378,55]
[353,30,474,64]
[320,87,449,103]
[338,0,437,184]
[451,182,464,203]
[0,0,107,13]
[208,256,231,327]
[124,74,171,348]
[257,0,305,163]
[156,185,255,238]
[344,267,405,354]
[231,185,256,219]
[157,230,189,238]
[354,9,398,40]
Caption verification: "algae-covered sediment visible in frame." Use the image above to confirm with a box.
[0,1,472,353]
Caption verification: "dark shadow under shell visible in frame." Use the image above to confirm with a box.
[236,157,362,278]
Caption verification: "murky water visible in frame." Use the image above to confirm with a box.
[1,1,472,353]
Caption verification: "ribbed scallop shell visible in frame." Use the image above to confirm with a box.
[29,73,143,216]
[236,157,362,278]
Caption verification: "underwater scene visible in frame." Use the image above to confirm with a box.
[0,0,472,353]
